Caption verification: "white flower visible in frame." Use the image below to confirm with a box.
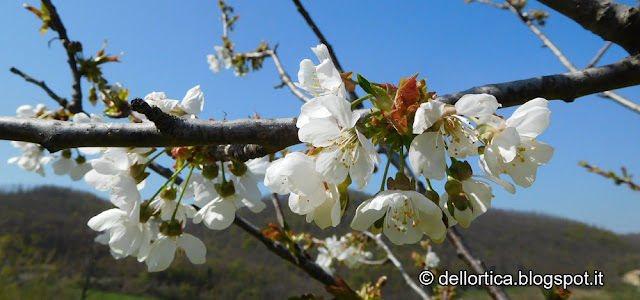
[8,141,54,176]
[207,54,221,73]
[51,152,92,181]
[479,98,553,189]
[141,233,206,272]
[215,45,233,70]
[409,94,501,180]
[16,104,49,118]
[264,152,341,229]
[150,196,197,224]
[193,195,238,230]
[297,95,380,189]
[85,148,144,220]
[295,44,346,98]
[136,86,204,120]
[440,178,492,228]
[226,156,270,213]
[88,206,156,259]
[316,247,335,275]
[351,190,447,245]
[315,234,372,273]
[425,251,440,269]
[178,85,205,116]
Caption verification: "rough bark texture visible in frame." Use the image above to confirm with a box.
[538,0,640,54]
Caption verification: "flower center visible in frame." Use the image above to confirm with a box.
[327,128,359,169]
[385,198,419,233]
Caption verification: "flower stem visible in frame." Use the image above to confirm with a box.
[350,94,372,110]
[144,163,188,210]
[171,164,195,222]
[425,178,435,191]
[380,153,393,192]
[220,160,227,183]
[143,149,165,168]
[399,146,405,174]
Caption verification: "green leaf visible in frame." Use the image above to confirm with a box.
[357,73,375,96]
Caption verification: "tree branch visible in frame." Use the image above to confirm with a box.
[585,41,613,68]
[264,49,311,102]
[475,0,640,114]
[290,0,359,102]
[232,215,339,287]
[2,55,639,151]
[0,115,300,153]
[9,67,68,108]
[437,54,640,106]
[447,227,511,300]
[537,0,640,55]
[362,231,430,300]
[41,0,83,113]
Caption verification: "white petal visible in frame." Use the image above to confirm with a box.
[408,132,447,180]
[193,198,236,230]
[52,158,73,175]
[491,127,520,163]
[454,94,501,117]
[413,101,445,134]
[87,209,126,231]
[506,98,550,138]
[350,193,393,231]
[177,234,207,264]
[146,236,176,272]
[180,85,204,115]
[298,118,341,147]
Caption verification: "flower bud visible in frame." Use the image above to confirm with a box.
[128,163,150,184]
[449,160,473,181]
[202,163,219,180]
[161,187,177,201]
[424,189,440,205]
[61,149,72,159]
[444,179,463,195]
[159,219,183,237]
[228,159,247,177]
[451,192,469,211]
[171,147,192,159]
[75,155,86,165]
[215,180,236,198]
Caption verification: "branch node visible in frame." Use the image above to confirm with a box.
[130,98,181,133]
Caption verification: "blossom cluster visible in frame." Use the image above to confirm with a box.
[8,43,553,273]
[263,44,554,245]
[315,233,373,275]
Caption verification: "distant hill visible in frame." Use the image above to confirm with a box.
[1,186,639,299]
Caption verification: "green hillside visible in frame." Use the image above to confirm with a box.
[1,186,639,299]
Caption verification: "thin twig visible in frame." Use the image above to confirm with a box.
[265,49,311,102]
[9,67,68,108]
[447,227,511,300]
[270,193,286,228]
[41,0,83,113]
[470,0,507,9]
[474,0,640,114]
[585,41,613,68]
[362,231,430,300]
[579,161,640,191]
[290,0,359,103]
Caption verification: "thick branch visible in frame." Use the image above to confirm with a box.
[9,67,68,108]
[438,54,640,106]
[0,116,299,153]
[41,0,83,113]
[3,56,639,151]
[537,0,640,54]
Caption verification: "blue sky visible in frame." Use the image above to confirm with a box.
[0,1,638,234]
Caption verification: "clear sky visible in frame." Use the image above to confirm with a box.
[0,1,638,234]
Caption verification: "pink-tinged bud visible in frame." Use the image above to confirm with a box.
[171,147,191,159]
